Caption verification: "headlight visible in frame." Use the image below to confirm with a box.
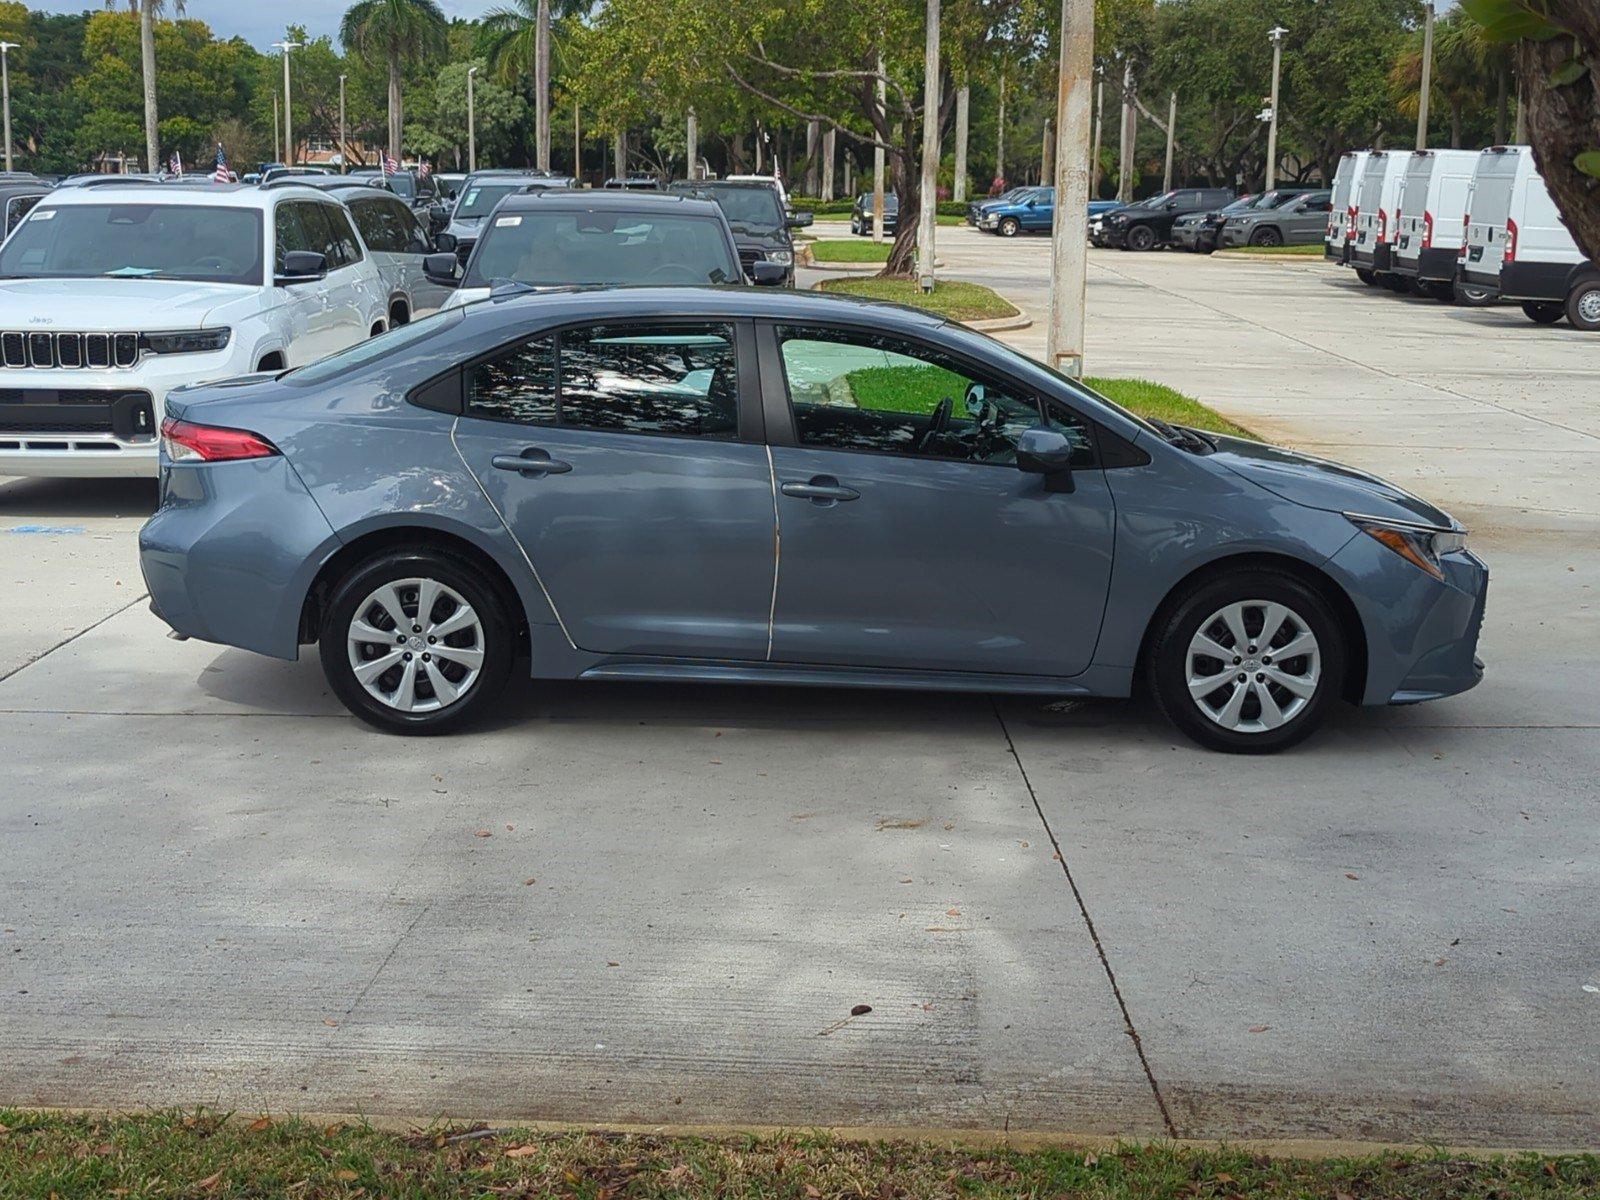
[766,249,793,266]
[141,328,232,355]
[1346,513,1467,581]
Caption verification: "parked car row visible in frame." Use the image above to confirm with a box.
[1326,144,1597,331]
[0,170,807,480]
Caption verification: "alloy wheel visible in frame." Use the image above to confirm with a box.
[1185,599,1321,734]
[346,577,485,713]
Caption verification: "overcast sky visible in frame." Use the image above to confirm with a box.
[26,1,508,49]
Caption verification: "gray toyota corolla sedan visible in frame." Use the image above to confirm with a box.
[139,288,1486,752]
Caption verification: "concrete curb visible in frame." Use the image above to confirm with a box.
[1214,251,1337,265]
[797,244,942,271]
[805,280,1031,332]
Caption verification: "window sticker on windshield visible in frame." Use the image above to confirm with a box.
[30,209,55,220]
[495,216,522,227]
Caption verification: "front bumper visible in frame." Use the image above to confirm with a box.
[1326,533,1489,707]
[1217,224,1257,248]
[140,453,340,660]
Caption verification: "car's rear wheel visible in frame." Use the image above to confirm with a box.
[1147,571,1345,754]
[1355,268,1378,286]
[1453,281,1495,306]
[1249,226,1283,247]
[1126,224,1157,251]
[1565,280,1600,331]
[1521,300,1565,325]
[998,216,1021,237]
[320,550,513,735]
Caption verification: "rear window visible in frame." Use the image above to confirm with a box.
[463,209,741,288]
[282,306,466,385]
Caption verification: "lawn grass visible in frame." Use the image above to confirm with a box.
[1087,376,1257,440]
[2,1111,1596,1199]
[807,238,892,264]
[1219,242,1324,256]
[818,276,1020,321]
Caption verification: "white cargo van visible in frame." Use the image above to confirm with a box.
[1350,150,1411,287]
[1326,150,1368,263]
[1392,148,1480,301]
[1460,146,1598,330]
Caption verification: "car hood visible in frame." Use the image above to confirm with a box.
[0,278,253,329]
[1208,434,1458,528]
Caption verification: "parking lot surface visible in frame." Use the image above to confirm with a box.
[3,230,1597,1149]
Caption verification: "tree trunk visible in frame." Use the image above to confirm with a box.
[1450,100,1461,149]
[387,56,403,161]
[804,120,819,194]
[952,84,969,201]
[883,143,918,277]
[1518,17,1600,262]
[1494,61,1509,145]
[535,0,551,170]
[140,0,159,172]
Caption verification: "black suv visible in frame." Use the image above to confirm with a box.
[669,179,812,285]
[850,191,898,236]
[1102,187,1237,251]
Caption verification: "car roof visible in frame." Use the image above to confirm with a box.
[463,173,570,187]
[37,181,334,209]
[498,189,725,217]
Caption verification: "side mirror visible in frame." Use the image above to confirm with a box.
[750,260,789,286]
[1016,426,1078,487]
[786,211,814,229]
[433,231,458,253]
[275,250,327,285]
[1165,200,1179,210]
[424,252,461,286]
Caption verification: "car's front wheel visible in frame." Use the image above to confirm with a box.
[320,550,514,735]
[1565,279,1600,331]
[1147,571,1345,754]
[1126,224,1157,251]
[998,216,1021,237]
[1249,226,1283,247]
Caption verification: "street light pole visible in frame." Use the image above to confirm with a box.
[686,107,698,181]
[1265,25,1286,191]
[1162,91,1177,192]
[953,84,969,203]
[916,0,941,293]
[0,42,16,174]
[467,66,478,174]
[872,55,886,244]
[1046,0,1094,377]
[1416,2,1434,150]
[1090,74,1103,198]
[338,74,347,174]
[272,41,302,166]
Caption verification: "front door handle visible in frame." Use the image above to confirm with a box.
[491,448,573,477]
[780,477,860,503]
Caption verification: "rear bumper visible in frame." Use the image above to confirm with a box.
[1458,265,1501,293]
[139,454,340,660]
[1351,243,1393,272]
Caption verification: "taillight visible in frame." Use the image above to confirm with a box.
[1377,208,1388,243]
[160,417,279,463]
[1347,206,1357,237]
[1504,216,1518,262]
[1459,213,1469,258]
[1422,210,1433,249]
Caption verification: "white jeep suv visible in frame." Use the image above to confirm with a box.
[0,181,390,477]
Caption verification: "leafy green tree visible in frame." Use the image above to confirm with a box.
[405,58,528,167]
[101,0,186,171]
[339,0,449,161]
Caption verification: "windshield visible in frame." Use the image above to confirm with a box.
[388,174,418,199]
[464,210,741,287]
[1219,195,1259,213]
[692,185,784,231]
[284,306,466,386]
[0,203,264,285]
[454,183,532,219]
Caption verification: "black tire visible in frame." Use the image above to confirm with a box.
[1407,277,1432,297]
[1564,278,1600,331]
[1453,281,1495,306]
[1380,274,1410,293]
[1521,300,1565,325]
[1146,570,1346,755]
[1249,226,1283,248]
[1355,268,1378,286]
[320,549,514,735]
[998,216,1021,237]
[1425,280,1457,303]
[1126,224,1157,252]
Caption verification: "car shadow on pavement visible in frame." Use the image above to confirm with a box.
[0,475,158,518]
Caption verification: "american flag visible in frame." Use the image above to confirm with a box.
[418,160,431,180]
[168,150,182,176]
[381,151,399,177]
[211,144,230,184]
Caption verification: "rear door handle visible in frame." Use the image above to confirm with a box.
[781,477,859,503]
[491,449,573,476]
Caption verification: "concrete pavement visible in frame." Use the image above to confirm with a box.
[2,231,1597,1149]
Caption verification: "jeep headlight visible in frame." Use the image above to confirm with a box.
[766,249,793,266]
[142,327,232,355]
[1346,513,1468,582]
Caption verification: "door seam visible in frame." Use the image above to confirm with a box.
[449,418,579,651]
[764,444,781,662]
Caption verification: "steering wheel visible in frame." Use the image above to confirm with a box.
[916,396,953,453]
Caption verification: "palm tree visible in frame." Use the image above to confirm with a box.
[106,0,186,173]
[339,0,449,162]
[482,0,588,171]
